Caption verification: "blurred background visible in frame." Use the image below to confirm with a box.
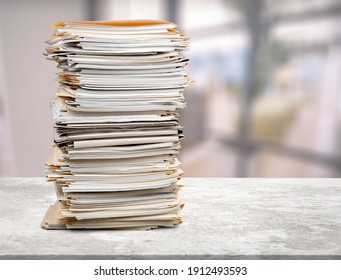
[0,0,341,177]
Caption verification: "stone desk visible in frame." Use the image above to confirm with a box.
[0,178,340,259]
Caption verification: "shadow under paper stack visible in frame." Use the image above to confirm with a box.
[41,20,190,229]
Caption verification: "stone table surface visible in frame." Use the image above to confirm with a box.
[0,177,340,259]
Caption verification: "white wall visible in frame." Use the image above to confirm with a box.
[0,0,85,176]
[0,24,15,176]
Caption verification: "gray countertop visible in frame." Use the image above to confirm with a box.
[0,177,340,259]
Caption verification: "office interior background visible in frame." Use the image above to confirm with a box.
[0,0,340,177]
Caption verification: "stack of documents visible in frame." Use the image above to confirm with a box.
[41,20,190,230]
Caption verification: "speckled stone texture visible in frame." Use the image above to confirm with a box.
[0,177,340,259]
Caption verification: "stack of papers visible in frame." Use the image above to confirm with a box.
[41,20,190,230]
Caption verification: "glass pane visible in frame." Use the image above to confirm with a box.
[180,0,243,30]
[263,0,339,16]
[249,5,341,162]
[179,141,238,177]
[178,0,249,177]
[179,0,341,177]
[248,150,340,177]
